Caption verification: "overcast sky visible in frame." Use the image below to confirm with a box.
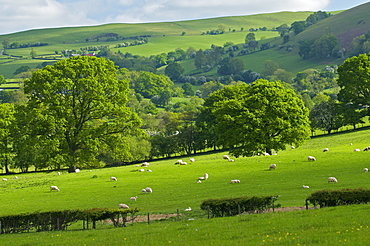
[0,0,369,35]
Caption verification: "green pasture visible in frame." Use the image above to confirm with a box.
[1,124,370,244]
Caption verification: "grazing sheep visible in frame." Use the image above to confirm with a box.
[130,196,138,202]
[364,168,368,173]
[328,177,338,183]
[147,169,152,172]
[75,168,80,173]
[110,176,117,181]
[119,204,129,209]
[57,172,61,175]
[189,158,195,163]
[291,146,295,149]
[142,188,147,194]
[175,160,183,165]
[223,155,230,160]
[354,148,361,152]
[230,179,241,183]
[263,152,270,156]
[198,177,205,180]
[323,148,329,152]
[14,176,18,179]
[197,180,202,183]
[141,162,150,167]
[180,161,188,165]
[145,187,153,193]
[204,173,209,180]
[50,186,60,191]
[302,185,310,189]
[184,207,192,211]
[2,178,7,181]
[139,169,145,172]
[308,156,316,161]
[269,164,277,170]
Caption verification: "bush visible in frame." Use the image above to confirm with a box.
[307,188,370,208]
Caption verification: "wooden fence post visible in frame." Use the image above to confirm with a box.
[177,209,180,221]
[147,213,150,225]
[207,206,210,219]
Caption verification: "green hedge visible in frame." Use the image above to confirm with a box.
[306,188,370,208]
[0,207,139,234]
[200,195,280,218]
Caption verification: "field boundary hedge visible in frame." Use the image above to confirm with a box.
[306,188,370,208]
[200,195,280,218]
[0,207,139,234]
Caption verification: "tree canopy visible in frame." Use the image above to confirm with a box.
[200,79,310,157]
[21,56,143,170]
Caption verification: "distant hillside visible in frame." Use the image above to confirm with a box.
[293,2,370,50]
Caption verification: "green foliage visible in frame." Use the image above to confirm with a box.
[164,62,185,82]
[309,100,343,134]
[0,103,15,173]
[201,79,310,157]
[19,56,143,170]
[307,188,370,208]
[200,195,280,217]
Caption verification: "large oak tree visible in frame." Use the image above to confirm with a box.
[22,56,143,171]
[200,79,310,157]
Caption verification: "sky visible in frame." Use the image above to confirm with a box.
[0,0,369,35]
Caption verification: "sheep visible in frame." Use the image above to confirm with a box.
[175,160,183,165]
[198,177,205,180]
[363,146,370,151]
[50,186,60,191]
[291,146,295,149]
[263,152,270,156]
[228,159,234,162]
[308,156,316,161]
[223,155,230,160]
[119,204,129,209]
[180,161,188,165]
[110,176,117,181]
[184,207,192,211]
[269,164,277,170]
[145,187,153,193]
[139,169,145,172]
[141,162,150,167]
[130,196,138,202]
[135,165,140,167]
[230,179,241,183]
[189,158,195,163]
[14,176,18,179]
[354,148,361,152]
[323,148,329,152]
[203,173,208,180]
[364,168,368,173]
[197,180,202,183]
[147,169,152,172]
[302,185,310,189]
[2,178,7,181]
[57,172,61,175]
[328,177,338,183]
[142,188,147,194]
[75,168,80,173]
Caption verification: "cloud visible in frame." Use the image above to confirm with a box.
[0,0,335,34]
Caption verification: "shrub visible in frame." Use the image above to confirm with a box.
[307,188,370,208]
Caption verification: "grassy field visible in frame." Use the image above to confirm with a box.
[1,128,370,244]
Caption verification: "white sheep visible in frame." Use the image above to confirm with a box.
[269,164,277,170]
[147,169,152,172]
[197,180,202,183]
[141,162,150,167]
[302,185,310,189]
[204,173,209,180]
[50,185,60,191]
[354,148,361,152]
[328,177,338,183]
[130,196,138,201]
[230,179,241,183]
[119,203,129,209]
[57,172,61,175]
[175,160,183,165]
[184,207,192,211]
[14,176,18,179]
[145,187,153,193]
[364,168,368,173]
[291,146,295,149]
[110,176,117,181]
[180,161,188,165]
[75,168,80,173]
[189,158,195,163]
[223,155,230,160]
[323,148,329,152]
[228,159,234,162]
[198,177,205,180]
[263,152,270,156]
[142,188,147,194]
[139,169,145,172]
[2,178,7,181]
[308,156,316,161]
